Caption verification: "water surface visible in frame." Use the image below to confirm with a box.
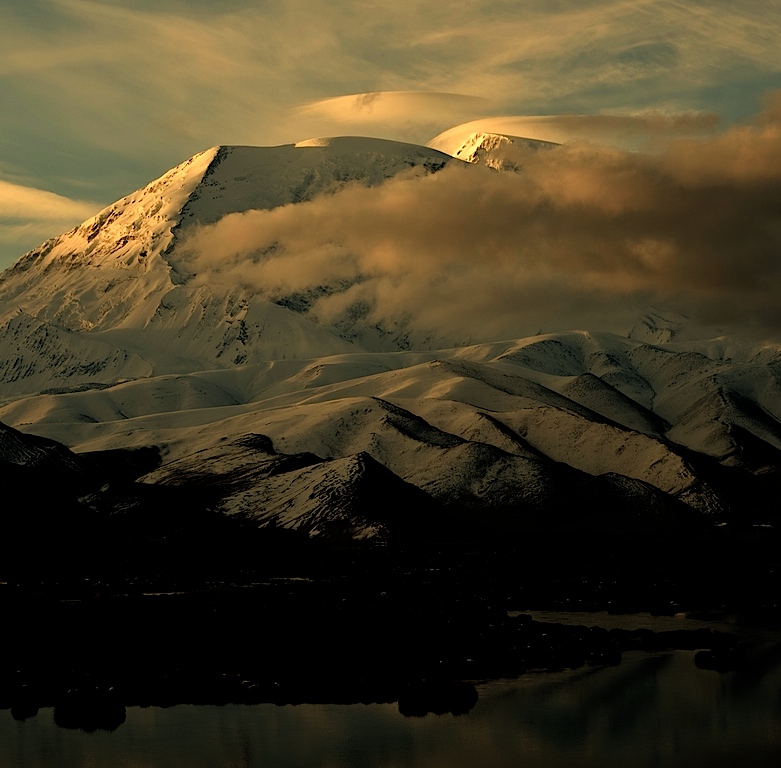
[5,647,781,768]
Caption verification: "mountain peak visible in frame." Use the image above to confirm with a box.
[0,138,459,392]
[176,139,452,231]
[449,132,557,171]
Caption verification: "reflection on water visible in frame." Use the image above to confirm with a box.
[4,648,781,768]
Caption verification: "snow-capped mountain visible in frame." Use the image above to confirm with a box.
[0,138,453,394]
[1,138,780,541]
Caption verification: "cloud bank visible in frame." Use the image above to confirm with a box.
[181,94,781,342]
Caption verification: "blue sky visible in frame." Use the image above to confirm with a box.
[1,0,780,268]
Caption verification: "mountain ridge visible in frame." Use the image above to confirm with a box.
[1,137,780,540]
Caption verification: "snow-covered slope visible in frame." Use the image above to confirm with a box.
[0,139,454,394]
[138,433,449,541]
[1,138,780,540]
[4,327,780,533]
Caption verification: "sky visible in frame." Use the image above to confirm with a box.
[0,0,780,272]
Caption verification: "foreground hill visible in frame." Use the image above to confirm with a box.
[4,328,781,539]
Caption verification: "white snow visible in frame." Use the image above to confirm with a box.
[1,138,780,532]
[444,132,557,171]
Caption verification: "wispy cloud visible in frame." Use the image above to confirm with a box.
[0,179,100,260]
[1,0,778,156]
[0,180,99,223]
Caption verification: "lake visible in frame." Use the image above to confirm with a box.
[4,639,781,768]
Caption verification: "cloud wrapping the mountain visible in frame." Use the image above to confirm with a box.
[182,94,781,341]
[429,112,722,154]
[297,92,496,146]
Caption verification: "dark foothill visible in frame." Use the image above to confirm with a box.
[10,684,39,722]
[0,539,775,729]
[53,686,126,732]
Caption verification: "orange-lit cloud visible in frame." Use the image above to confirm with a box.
[0,179,99,223]
[180,94,781,341]
[429,112,722,153]
[0,178,100,259]
[297,92,494,142]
